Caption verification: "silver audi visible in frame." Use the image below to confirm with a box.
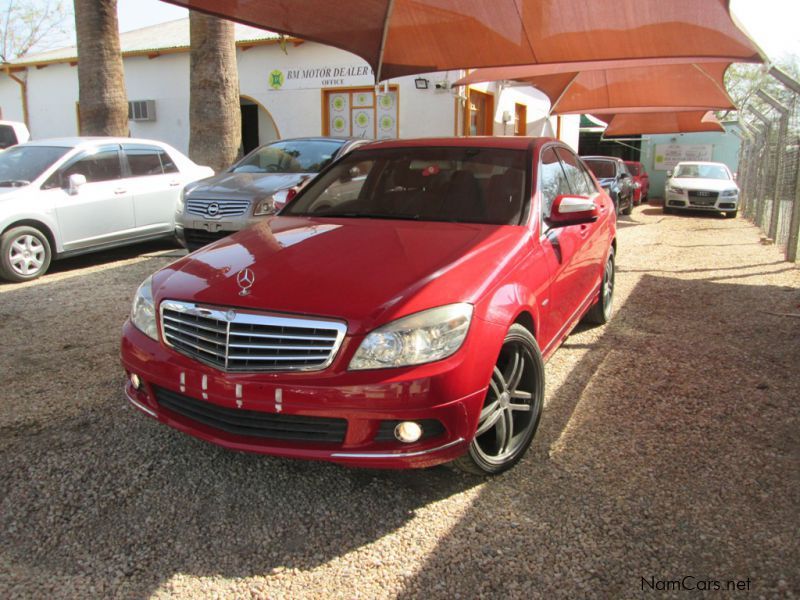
[175,137,368,251]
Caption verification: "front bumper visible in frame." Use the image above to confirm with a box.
[665,192,738,212]
[120,321,495,468]
[175,215,263,250]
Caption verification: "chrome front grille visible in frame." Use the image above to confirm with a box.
[160,300,347,372]
[186,199,251,218]
[688,190,718,206]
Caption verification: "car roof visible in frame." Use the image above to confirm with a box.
[22,137,171,149]
[354,136,556,152]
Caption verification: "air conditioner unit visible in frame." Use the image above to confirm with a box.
[128,100,156,122]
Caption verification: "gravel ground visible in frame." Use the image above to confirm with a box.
[1,206,798,599]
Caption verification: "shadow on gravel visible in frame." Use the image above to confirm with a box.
[0,245,481,596]
[1,258,798,597]
[398,274,800,598]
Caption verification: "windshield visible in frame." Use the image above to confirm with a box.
[583,159,616,179]
[283,146,528,225]
[231,140,344,174]
[0,145,70,186]
[674,164,730,180]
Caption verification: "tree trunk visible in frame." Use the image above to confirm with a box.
[73,0,128,136]
[189,11,241,172]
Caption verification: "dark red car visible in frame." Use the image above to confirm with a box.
[121,137,617,475]
[624,160,650,204]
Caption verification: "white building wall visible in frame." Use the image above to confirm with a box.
[0,74,25,122]
[26,63,79,138]
[0,37,566,149]
[125,53,190,150]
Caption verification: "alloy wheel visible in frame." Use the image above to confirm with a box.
[471,338,543,468]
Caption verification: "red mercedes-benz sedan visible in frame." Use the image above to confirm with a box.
[121,137,616,475]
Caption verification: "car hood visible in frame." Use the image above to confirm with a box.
[669,178,738,192]
[152,216,528,334]
[0,186,25,197]
[186,172,312,200]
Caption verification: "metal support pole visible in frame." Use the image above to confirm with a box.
[787,165,800,262]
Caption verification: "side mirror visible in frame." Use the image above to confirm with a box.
[732,172,738,181]
[68,173,87,195]
[548,194,600,228]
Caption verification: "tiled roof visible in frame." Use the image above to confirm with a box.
[11,17,280,65]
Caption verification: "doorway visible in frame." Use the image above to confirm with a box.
[239,96,280,157]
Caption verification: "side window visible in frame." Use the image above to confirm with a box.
[539,147,571,227]
[159,151,178,174]
[124,145,164,177]
[62,148,123,183]
[0,125,17,149]
[555,148,594,196]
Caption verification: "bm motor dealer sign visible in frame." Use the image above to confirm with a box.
[268,65,374,90]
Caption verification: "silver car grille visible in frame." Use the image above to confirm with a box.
[160,300,347,372]
[186,199,251,218]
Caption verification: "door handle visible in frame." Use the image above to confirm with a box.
[579,224,590,238]
[169,181,181,187]
[114,188,127,195]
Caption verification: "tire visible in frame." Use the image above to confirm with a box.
[453,323,544,476]
[0,226,52,282]
[583,247,615,325]
[725,210,738,219]
[622,196,633,215]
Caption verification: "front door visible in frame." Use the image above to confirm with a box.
[536,146,600,354]
[54,145,135,250]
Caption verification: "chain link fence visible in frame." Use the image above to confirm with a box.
[738,67,800,262]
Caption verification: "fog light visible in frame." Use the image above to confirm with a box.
[130,373,141,390]
[394,421,422,443]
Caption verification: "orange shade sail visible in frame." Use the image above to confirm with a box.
[593,111,725,135]
[161,0,762,81]
[464,62,736,115]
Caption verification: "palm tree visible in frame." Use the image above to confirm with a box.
[73,0,128,136]
[188,11,241,172]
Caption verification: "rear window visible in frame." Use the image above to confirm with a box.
[283,146,529,225]
[583,159,616,179]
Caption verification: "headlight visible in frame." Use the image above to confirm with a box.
[254,195,278,216]
[255,188,298,215]
[349,303,473,370]
[721,189,738,197]
[668,185,683,193]
[176,187,188,214]
[131,275,158,340]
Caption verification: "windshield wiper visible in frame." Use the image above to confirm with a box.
[0,179,31,187]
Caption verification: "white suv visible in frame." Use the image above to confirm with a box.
[0,137,213,282]
[664,161,739,218]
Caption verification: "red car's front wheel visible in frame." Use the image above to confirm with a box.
[454,324,544,475]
